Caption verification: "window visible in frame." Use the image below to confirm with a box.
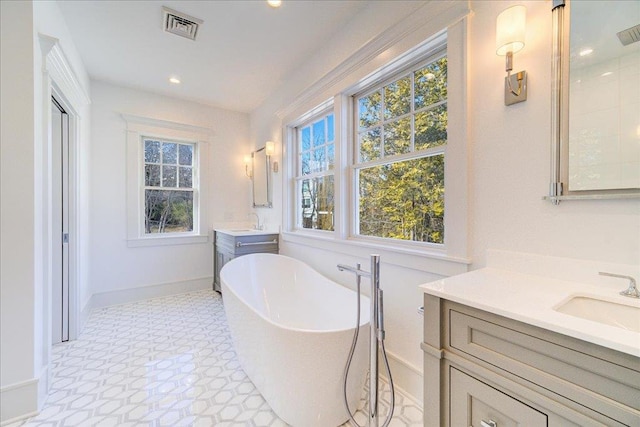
[124,114,209,247]
[284,24,468,264]
[355,52,447,244]
[143,138,195,234]
[295,112,335,231]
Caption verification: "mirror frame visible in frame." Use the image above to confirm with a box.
[548,0,640,204]
[251,146,272,208]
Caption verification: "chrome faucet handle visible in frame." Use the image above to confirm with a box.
[599,272,640,298]
[248,212,262,230]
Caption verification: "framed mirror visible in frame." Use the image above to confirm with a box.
[251,146,272,208]
[549,0,639,202]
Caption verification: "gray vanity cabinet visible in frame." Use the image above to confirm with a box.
[450,367,547,427]
[213,230,279,292]
[422,295,640,427]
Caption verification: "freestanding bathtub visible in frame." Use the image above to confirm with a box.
[221,253,369,427]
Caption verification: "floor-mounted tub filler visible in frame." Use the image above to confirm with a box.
[338,255,395,427]
[221,253,370,426]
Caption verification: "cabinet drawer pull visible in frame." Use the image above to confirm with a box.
[236,239,278,248]
[480,420,497,427]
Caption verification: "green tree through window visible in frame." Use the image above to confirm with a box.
[296,113,335,231]
[356,55,447,244]
[143,138,195,234]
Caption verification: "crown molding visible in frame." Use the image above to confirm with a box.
[275,1,470,120]
[39,33,90,109]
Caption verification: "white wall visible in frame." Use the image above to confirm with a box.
[1,0,92,422]
[468,0,639,268]
[249,0,640,404]
[1,0,37,401]
[88,81,251,305]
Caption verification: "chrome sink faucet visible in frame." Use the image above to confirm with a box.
[599,272,640,298]
[248,212,263,230]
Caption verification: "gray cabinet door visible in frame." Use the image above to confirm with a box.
[450,367,547,427]
[214,250,224,291]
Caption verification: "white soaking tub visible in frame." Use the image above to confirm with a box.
[221,253,369,427]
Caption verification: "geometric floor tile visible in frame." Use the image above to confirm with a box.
[5,290,423,426]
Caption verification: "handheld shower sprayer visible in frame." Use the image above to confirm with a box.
[338,255,394,427]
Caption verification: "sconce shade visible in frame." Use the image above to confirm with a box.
[496,5,526,56]
[244,154,252,164]
[265,141,275,156]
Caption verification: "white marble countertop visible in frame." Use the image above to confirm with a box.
[215,228,279,237]
[420,267,640,358]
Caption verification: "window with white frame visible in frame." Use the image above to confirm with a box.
[354,50,447,244]
[294,112,335,231]
[124,114,209,247]
[142,137,196,234]
[285,25,468,261]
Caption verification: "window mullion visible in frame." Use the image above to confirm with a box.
[354,145,444,171]
[410,70,415,152]
[415,99,447,115]
[159,142,164,189]
[144,186,193,192]
[379,89,385,160]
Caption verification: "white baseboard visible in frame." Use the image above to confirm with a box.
[88,276,213,311]
[80,298,93,334]
[0,377,40,425]
[381,350,423,407]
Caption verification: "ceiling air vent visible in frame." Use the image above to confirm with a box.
[617,24,640,46]
[162,7,203,41]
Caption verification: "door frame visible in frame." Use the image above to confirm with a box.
[46,74,81,343]
[39,34,89,394]
[50,96,70,343]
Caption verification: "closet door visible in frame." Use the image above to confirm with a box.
[52,97,70,343]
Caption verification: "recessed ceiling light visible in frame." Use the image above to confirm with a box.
[601,71,613,77]
[169,77,181,84]
[267,0,282,8]
[579,48,593,57]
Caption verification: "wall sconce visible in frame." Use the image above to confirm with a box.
[265,141,279,173]
[244,154,252,179]
[496,5,527,105]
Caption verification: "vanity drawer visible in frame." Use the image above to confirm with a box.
[450,367,547,427]
[447,304,640,423]
[232,234,279,256]
[215,232,279,255]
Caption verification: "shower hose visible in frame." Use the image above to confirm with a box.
[342,273,395,427]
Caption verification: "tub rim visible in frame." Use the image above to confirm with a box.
[220,253,370,334]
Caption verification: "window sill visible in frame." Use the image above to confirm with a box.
[127,234,209,248]
[281,231,470,277]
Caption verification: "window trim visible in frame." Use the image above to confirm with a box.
[294,109,336,232]
[288,100,337,235]
[351,48,448,247]
[282,19,469,265]
[123,114,210,247]
[142,136,197,235]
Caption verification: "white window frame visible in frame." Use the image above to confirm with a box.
[142,136,197,234]
[283,18,469,268]
[124,114,210,247]
[351,48,448,249]
[292,107,336,233]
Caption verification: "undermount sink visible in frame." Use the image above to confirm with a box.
[554,295,640,333]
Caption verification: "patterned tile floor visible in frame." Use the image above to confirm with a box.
[6,290,422,427]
